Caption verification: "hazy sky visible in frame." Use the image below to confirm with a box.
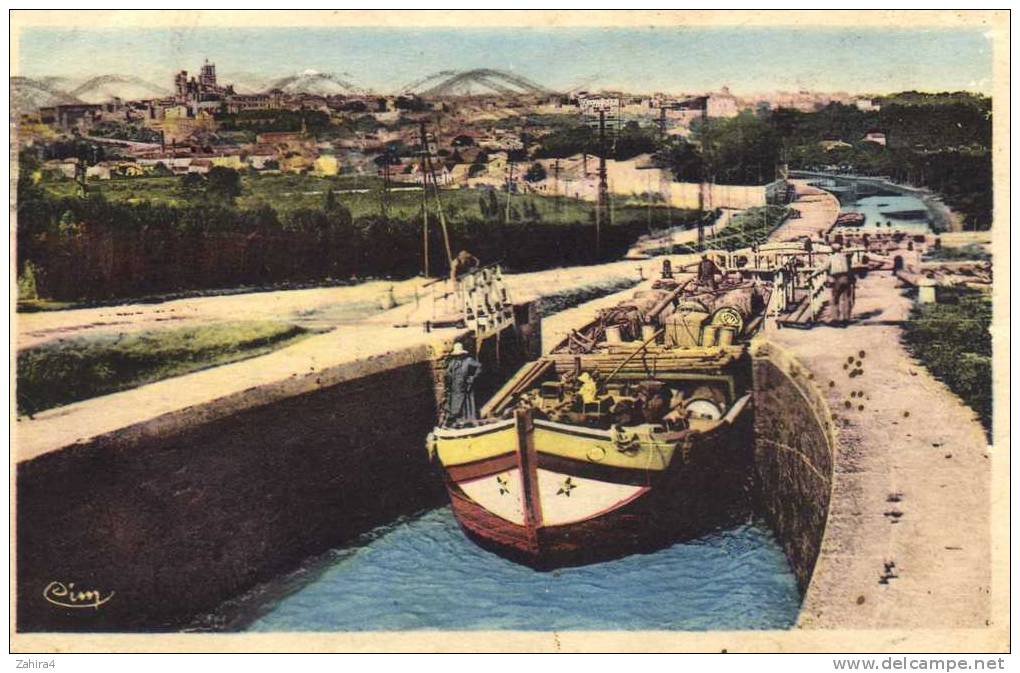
[17,26,993,95]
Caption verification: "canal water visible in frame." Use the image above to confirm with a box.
[211,507,801,632]
[840,194,932,233]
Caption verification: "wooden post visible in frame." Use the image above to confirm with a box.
[514,408,543,536]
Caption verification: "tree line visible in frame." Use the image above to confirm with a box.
[16,175,690,302]
[653,96,992,229]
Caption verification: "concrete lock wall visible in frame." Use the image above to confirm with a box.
[17,313,536,632]
[751,340,835,595]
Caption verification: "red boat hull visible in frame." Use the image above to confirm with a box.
[444,414,753,569]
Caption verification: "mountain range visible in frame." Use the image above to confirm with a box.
[12,70,366,112]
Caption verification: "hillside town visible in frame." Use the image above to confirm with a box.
[16,62,890,196]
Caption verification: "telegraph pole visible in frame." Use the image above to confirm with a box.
[504,157,515,224]
[554,158,561,214]
[595,108,609,257]
[418,122,430,277]
[697,101,709,249]
[381,159,391,219]
[421,122,453,268]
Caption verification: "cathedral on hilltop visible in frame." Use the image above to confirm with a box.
[172,59,276,115]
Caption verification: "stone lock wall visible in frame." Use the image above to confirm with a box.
[17,357,447,632]
[17,302,540,633]
[751,340,836,593]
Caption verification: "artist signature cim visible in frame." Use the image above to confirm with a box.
[43,581,114,609]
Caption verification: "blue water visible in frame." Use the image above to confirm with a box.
[238,507,801,631]
[841,195,932,233]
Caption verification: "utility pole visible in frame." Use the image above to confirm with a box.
[418,122,430,277]
[75,158,88,198]
[421,121,453,269]
[554,158,562,215]
[595,108,609,257]
[697,100,709,249]
[504,157,515,224]
[381,159,391,219]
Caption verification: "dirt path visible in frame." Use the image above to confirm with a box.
[16,259,654,350]
[625,207,739,257]
[14,257,658,460]
[771,181,840,241]
[763,184,993,630]
[771,272,991,629]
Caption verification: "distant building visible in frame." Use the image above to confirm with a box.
[280,153,314,173]
[224,93,279,114]
[41,158,80,179]
[313,154,340,177]
[820,139,853,151]
[188,158,213,174]
[705,87,739,118]
[171,59,275,116]
[256,131,312,148]
[38,104,102,132]
[211,154,245,170]
[862,130,888,146]
[86,163,112,180]
[855,98,881,112]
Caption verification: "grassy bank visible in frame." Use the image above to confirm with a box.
[666,205,790,254]
[922,243,991,263]
[901,286,992,435]
[39,172,675,225]
[533,277,642,317]
[17,321,312,416]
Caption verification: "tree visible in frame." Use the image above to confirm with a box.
[524,162,547,183]
[657,138,704,183]
[323,188,338,213]
[179,172,205,194]
[613,123,659,161]
[394,96,427,112]
[487,190,499,219]
[692,112,780,185]
[206,166,242,202]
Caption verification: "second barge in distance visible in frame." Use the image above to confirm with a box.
[427,255,780,569]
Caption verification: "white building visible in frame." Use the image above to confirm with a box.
[855,98,882,112]
[862,130,888,146]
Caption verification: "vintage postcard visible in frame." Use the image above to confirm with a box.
[9,9,1010,656]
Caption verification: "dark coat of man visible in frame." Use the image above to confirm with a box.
[697,255,721,288]
[443,348,482,425]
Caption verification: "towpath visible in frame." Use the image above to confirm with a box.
[625,207,740,258]
[15,258,659,461]
[770,180,840,241]
[16,259,653,350]
[765,183,993,630]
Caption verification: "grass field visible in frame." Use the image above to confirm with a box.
[40,173,685,226]
[17,320,314,416]
[901,286,992,435]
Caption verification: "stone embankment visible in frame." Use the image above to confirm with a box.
[754,182,994,636]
